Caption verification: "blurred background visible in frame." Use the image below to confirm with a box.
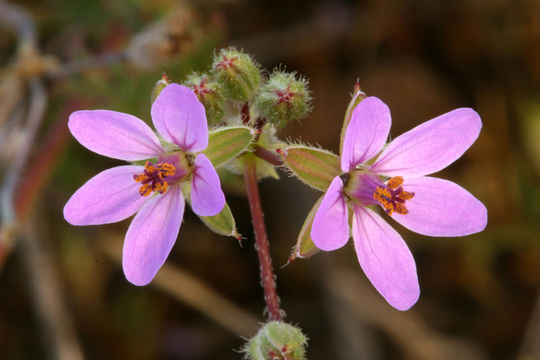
[1,0,539,359]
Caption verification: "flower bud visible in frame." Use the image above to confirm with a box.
[243,321,307,360]
[184,73,225,125]
[254,71,312,129]
[151,74,171,104]
[212,47,261,102]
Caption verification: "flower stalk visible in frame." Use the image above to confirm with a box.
[243,153,282,321]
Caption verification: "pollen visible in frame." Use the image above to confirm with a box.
[133,161,176,197]
[373,187,392,205]
[373,177,415,216]
[387,176,404,190]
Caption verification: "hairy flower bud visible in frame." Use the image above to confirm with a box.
[151,74,171,104]
[243,321,307,360]
[184,73,225,124]
[254,71,312,129]
[212,47,261,102]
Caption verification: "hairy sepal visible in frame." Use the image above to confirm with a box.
[182,183,238,238]
[289,196,323,262]
[339,86,366,155]
[280,145,341,191]
[199,202,238,238]
[203,126,254,168]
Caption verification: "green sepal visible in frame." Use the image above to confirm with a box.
[288,196,322,262]
[203,126,254,168]
[181,182,239,239]
[151,75,170,105]
[199,202,239,238]
[280,145,341,191]
[339,83,366,155]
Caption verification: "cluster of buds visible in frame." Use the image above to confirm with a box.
[179,47,312,129]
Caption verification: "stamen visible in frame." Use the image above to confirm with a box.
[133,161,176,197]
[398,190,414,201]
[373,187,392,206]
[387,176,404,190]
[373,176,414,216]
[394,203,409,215]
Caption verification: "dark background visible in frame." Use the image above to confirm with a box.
[1,0,539,359]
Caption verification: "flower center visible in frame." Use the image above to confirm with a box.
[373,176,415,216]
[133,161,176,197]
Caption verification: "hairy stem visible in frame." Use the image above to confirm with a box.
[243,153,282,321]
[254,145,282,167]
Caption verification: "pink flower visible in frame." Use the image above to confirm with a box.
[311,97,487,310]
[64,84,225,286]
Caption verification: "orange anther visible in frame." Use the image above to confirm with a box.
[139,184,152,197]
[133,161,176,197]
[373,176,414,216]
[373,187,392,205]
[398,190,415,201]
[387,176,404,190]
[394,203,409,215]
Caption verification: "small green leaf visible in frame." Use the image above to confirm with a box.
[289,196,322,262]
[199,202,239,238]
[203,126,254,168]
[281,146,341,191]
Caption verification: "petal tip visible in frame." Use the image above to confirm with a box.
[123,267,154,287]
[391,291,420,311]
[458,107,482,134]
[341,96,391,171]
[151,83,208,152]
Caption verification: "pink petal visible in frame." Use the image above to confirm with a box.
[68,110,163,161]
[371,108,482,177]
[341,97,391,172]
[190,154,225,216]
[64,165,147,225]
[151,84,208,153]
[391,176,487,236]
[122,186,185,286]
[352,207,419,311]
[311,176,350,251]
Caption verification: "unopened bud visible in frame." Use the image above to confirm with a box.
[184,73,225,125]
[151,74,171,104]
[243,321,307,360]
[254,71,312,129]
[212,47,261,101]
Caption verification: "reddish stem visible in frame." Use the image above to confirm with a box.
[243,154,282,321]
[254,145,282,167]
